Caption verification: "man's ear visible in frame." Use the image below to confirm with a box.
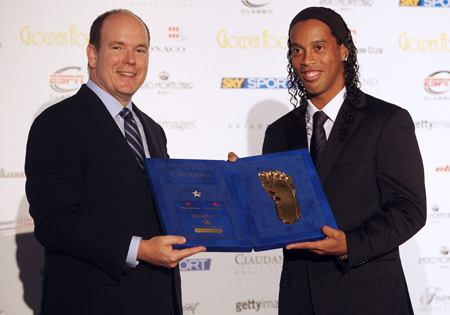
[86,44,97,69]
[341,45,349,62]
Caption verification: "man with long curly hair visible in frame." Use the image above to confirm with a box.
[262,7,426,315]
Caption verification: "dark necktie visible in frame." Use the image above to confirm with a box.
[310,111,328,168]
[119,108,146,170]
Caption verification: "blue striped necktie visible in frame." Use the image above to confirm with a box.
[119,108,146,170]
[310,111,328,168]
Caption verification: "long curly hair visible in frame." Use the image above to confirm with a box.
[287,20,361,142]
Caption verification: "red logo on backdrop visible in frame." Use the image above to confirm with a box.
[424,71,450,94]
[50,66,84,92]
[186,202,192,206]
[436,165,450,172]
[167,26,187,42]
[168,26,180,39]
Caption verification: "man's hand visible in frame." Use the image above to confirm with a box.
[285,225,347,256]
[228,152,239,162]
[137,235,206,268]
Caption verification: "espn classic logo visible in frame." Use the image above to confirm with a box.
[50,67,84,93]
[221,77,287,89]
[425,71,450,94]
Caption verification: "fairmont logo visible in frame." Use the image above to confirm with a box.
[183,302,200,314]
[420,287,450,307]
[0,216,34,234]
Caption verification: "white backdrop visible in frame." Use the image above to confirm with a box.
[1,0,450,314]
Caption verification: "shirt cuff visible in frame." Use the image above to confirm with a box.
[125,236,142,268]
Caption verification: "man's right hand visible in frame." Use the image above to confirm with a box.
[137,236,206,268]
[228,151,239,162]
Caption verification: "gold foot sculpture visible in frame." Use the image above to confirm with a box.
[258,170,301,224]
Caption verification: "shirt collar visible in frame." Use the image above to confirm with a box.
[307,88,346,123]
[86,79,133,118]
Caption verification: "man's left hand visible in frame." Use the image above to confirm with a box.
[285,225,347,256]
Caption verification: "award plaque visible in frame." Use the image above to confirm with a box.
[145,149,337,252]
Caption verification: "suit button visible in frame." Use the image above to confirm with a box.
[97,263,106,269]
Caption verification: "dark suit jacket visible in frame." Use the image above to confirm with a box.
[25,85,182,315]
[263,92,426,315]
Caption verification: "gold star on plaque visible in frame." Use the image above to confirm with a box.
[192,190,202,198]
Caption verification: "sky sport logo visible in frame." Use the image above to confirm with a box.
[400,0,450,7]
[221,77,288,89]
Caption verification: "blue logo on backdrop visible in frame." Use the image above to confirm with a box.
[179,258,211,271]
[400,0,450,7]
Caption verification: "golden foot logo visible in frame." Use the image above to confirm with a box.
[258,170,301,224]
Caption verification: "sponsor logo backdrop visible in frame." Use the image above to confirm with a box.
[0,0,448,314]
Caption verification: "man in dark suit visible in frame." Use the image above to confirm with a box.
[259,7,426,315]
[25,9,205,314]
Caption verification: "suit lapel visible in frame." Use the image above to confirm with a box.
[78,86,152,195]
[316,93,366,182]
[133,104,169,159]
[286,110,308,151]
